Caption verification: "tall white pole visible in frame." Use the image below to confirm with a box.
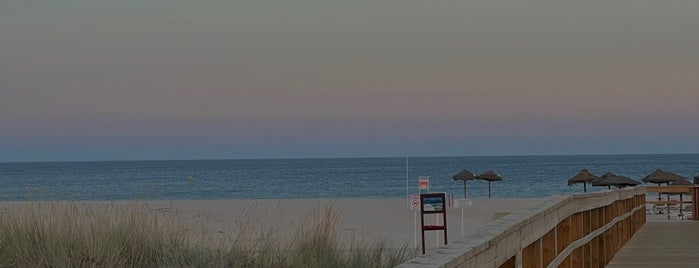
[414,210,418,248]
[405,114,409,208]
[436,215,439,247]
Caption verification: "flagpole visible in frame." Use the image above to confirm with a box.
[405,114,409,208]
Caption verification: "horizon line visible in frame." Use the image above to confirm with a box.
[2,152,698,164]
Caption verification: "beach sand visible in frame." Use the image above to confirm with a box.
[0,197,546,251]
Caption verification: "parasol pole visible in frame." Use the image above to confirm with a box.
[680,194,684,218]
[463,180,467,199]
[667,194,671,220]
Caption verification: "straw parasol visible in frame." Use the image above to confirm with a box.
[591,172,617,189]
[591,175,640,189]
[477,170,502,198]
[567,169,599,193]
[642,169,687,185]
[452,170,476,199]
[642,169,689,200]
[600,172,616,179]
[665,178,693,219]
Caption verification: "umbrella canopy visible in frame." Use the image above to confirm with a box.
[477,170,502,198]
[600,172,617,179]
[477,170,502,182]
[669,178,693,186]
[665,178,693,219]
[567,169,599,192]
[642,169,689,200]
[642,169,687,185]
[452,170,476,181]
[452,170,476,198]
[591,175,640,189]
[591,172,616,188]
[662,177,693,194]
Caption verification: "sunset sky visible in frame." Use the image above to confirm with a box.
[2,1,699,161]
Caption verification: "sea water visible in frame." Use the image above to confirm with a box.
[0,154,697,201]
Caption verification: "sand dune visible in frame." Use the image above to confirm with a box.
[0,197,546,251]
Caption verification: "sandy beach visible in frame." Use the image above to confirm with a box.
[0,197,547,251]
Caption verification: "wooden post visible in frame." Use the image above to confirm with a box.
[693,187,699,221]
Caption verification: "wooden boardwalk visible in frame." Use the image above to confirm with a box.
[607,221,699,268]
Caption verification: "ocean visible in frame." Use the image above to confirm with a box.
[0,154,697,201]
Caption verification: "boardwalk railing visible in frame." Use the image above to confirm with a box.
[398,187,646,268]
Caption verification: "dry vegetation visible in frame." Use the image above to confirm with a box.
[0,201,414,267]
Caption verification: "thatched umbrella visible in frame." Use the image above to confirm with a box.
[477,170,502,198]
[567,169,599,193]
[452,170,476,199]
[642,169,686,185]
[642,169,689,200]
[663,178,693,219]
[670,178,692,185]
[600,172,616,179]
[591,175,640,189]
[591,172,617,189]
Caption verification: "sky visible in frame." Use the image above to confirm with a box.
[2,0,699,162]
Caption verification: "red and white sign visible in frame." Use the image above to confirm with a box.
[410,194,420,210]
[419,177,429,190]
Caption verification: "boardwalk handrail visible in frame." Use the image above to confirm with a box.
[397,187,646,268]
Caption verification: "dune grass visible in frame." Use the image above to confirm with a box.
[0,201,414,267]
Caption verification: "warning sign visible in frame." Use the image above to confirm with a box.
[410,194,420,210]
[419,177,429,190]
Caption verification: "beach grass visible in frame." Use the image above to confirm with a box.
[0,201,414,267]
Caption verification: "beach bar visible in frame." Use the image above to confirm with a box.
[398,187,646,268]
[644,185,699,220]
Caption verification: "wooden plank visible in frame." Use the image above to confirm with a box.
[603,228,611,264]
[590,236,601,268]
[607,222,699,267]
[557,256,571,268]
[498,256,516,268]
[571,213,583,241]
[570,247,583,268]
[646,200,688,205]
[556,217,572,268]
[583,241,591,268]
[645,186,698,193]
[541,228,556,267]
[522,239,541,268]
[583,211,592,268]
[590,208,600,231]
[556,217,571,253]
[583,210,591,235]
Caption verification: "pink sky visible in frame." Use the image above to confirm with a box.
[1,0,698,161]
